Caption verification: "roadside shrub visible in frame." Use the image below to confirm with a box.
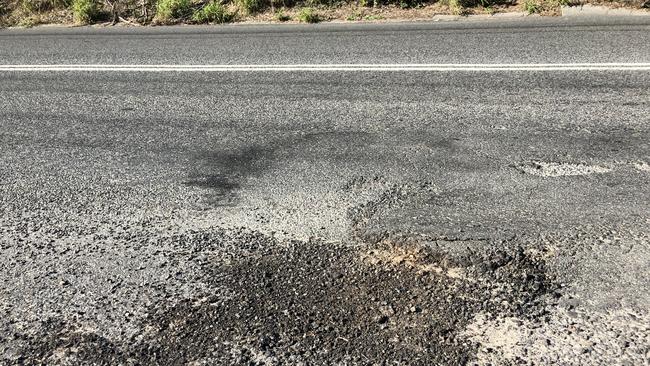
[297,7,319,22]
[72,0,99,23]
[156,0,192,21]
[192,1,234,22]
[236,0,265,14]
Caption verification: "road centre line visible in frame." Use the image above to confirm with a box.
[1,63,649,71]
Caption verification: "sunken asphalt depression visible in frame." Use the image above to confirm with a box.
[0,16,649,365]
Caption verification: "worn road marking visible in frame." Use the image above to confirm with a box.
[1,63,650,71]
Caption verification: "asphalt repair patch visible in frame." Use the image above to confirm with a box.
[14,233,558,365]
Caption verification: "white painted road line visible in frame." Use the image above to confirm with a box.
[1,63,650,71]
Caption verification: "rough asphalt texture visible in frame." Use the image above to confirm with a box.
[1,17,649,365]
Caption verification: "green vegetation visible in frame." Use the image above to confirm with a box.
[447,0,462,14]
[346,10,361,20]
[72,0,99,23]
[296,7,320,22]
[21,0,44,13]
[192,1,235,22]
[354,0,422,7]
[17,15,40,27]
[22,0,71,13]
[522,0,569,13]
[0,0,642,27]
[274,8,291,21]
[156,0,192,22]
[6,0,71,26]
[523,0,540,12]
[237,0,264,14]
[346,11,382,20]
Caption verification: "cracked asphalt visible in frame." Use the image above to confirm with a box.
[1,17,649,365]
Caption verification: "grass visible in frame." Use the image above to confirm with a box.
[274,8,291,21]
[346,10,361,20]
[523,0,570,13]
[192,1,235,22]
[483,5,496,14]
[17,15,41,26]
[6,0,71,27]
[0,0,644,27]
[347,11,382,20]
[398,0,424,8]
[447,0,463,14]
[21,0,71,13]
[72,0,99,24]
[236,0,265,14]
[523,0,540,12]
[297,7,320,22]
[155,0,193,22]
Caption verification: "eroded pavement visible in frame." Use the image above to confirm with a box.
[1,71,649,364]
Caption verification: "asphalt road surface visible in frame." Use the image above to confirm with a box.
[1,17,649,365]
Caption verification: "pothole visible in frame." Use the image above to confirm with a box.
[8,319,124,365]
[129,238,556,365]
[12,235,557,365]
[515,161,612,177]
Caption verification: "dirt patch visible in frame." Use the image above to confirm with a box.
[463,313,528,364]
[362,240,469,280]
[463,308,650,365]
